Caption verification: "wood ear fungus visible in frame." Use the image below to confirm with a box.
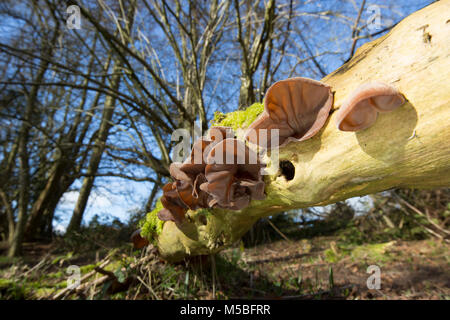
[200,138,265,210]
[245,77,334,148]
[158,127,266,224]
[131,229,150,249]
[335,82,406,131]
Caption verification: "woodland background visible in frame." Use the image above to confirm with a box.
[0,0,448,300]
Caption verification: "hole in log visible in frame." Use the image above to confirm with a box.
[280,160,295,181]
[199,214,207,225]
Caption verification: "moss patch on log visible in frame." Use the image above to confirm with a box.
[140,200,165,244]
[211,102,264,131]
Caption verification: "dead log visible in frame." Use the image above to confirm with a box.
[153,1,450,262]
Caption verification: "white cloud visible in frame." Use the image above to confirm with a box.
[54,180,151,230]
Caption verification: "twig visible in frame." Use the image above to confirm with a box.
[211,254,216,299]
[137,275,160,300]
[22,254,52,277]
[267,219,292,243]
[51,258,111,299]
[348,0,367,59]
[395,194,450,236]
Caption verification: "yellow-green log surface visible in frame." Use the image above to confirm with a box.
[153,1,450,262]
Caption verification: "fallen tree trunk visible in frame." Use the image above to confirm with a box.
[153,1,450,262]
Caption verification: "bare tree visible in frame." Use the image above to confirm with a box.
[234,0,276,109]
[8,3,61,256]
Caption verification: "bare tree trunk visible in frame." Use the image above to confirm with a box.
[66,64,122,234]
[7,7,61,253]
[7,127,30,256]
[66,0,137,234]
[0,138,18,243]
[235,0,276,109]
[24,44,102,240]
[0,188,14,244]
[8,47,54,256]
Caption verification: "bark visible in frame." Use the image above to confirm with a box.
[0,188,14,243]
[66,63,122,234]
[152,1,450,261]
[8,61,49,256]
[0,138,18,243]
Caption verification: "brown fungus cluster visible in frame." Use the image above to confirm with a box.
[156,78,406,226]
[201,138,265,210]
[157,126,265,224]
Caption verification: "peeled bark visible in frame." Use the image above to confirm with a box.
[153,1,450,262]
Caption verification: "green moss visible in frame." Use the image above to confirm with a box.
[324,248,339,263]
[0,279,13,288]
[43,263,95,282]
[80,264,96,274]
[54,281,67,289]
[351,241,395,262]
[34,287,54,298]
[194,208,213,218]
[140,199,165,244]
[211,102,264,131]
[45,271,63,279]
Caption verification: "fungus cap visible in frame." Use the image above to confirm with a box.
[245,77,334,148]
[157,182,188,224]
[336,81,405,131]
[200,138,265,210]
[130,229,149,249]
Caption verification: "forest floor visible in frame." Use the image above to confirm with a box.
[1,232,449,300]
[220,237,449,299]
